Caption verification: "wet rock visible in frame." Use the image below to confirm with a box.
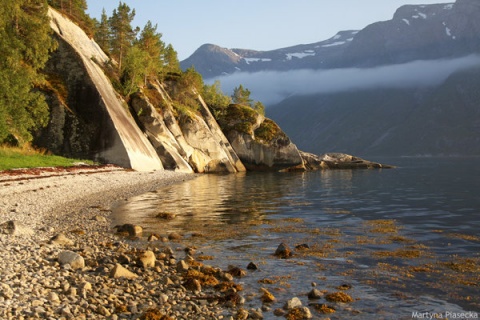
[184,247,196,256]
[114,224,142,236]
[110,263,138,279]
[155,212,176,220]
[274,308,286,316]
[235,308,249,320]
[58,250,85,269]
[228,265,247,278]
[260,288,275,303]
[0,220,34,236]
[308,288,324,299]
[274,242,292,258]
[325,291,354,303]
[249,308,264,319]
[337,283,353,291]
[295,243,310,250]
[50,233,74,246]
[284,297,302,310]
[176,260,189,273]
[138,250,156,268]
[247,262,258,270]
[286,306,312,319]
[168,232,182,240]
[311,304,336,314]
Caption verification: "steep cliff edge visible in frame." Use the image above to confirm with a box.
[35,8,389,172]
[37,8,163,171]
[215,104,305,171]
[130,83,246,173]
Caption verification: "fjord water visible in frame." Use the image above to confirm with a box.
[113,157,480,318]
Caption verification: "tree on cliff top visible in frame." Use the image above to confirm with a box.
[0,0,57,145]
[109,2,138,71]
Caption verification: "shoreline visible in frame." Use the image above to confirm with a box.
[0,167,240,319]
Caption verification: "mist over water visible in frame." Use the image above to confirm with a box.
[208,55,480,105]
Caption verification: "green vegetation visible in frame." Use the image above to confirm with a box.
[1,0,273,167]
[254,119,281,142]
[0,0,57,146]
[0,146,93,171]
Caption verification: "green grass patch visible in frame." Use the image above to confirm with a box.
[0,146,94,171]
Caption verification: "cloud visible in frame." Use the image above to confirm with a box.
[206,55,480,105]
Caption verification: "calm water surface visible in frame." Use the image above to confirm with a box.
[113,158,480,319]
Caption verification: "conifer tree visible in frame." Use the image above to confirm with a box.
[232,85,252,107]
[94,9,110,53]
[163,44,181,74]
[137,21,165,83]
[109,2,138,71]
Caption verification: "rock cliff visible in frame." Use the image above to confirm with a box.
[130,82,246,173]
[35,8,387,172]
[216,104,305,171]
[37,8,163,171]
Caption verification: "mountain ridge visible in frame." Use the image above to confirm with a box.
[181,0,480,79]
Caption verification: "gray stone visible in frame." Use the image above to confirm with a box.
[284,297,302,310]
[308,288,324,299]
[58,251,85,270]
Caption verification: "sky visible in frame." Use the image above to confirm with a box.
[86,0,454,61]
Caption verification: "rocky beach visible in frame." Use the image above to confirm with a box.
[0,166,249,320]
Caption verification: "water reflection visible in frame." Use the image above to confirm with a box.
[113,172,312,235]
[112,158,480,317]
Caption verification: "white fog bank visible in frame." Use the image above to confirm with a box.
[207,55,480,105]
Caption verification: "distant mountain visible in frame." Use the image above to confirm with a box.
[181,0,480,79]
[268,66,480,157]
[181,0,480,157]
[181,31,357,78]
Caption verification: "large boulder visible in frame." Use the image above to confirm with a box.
[219,104,305,171]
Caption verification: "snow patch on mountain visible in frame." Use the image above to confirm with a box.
[322,41,346,48]
[244,58,272,64]
[286,52,316,60]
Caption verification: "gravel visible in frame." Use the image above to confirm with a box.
[0,167,246,319]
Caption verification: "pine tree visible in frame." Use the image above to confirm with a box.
[163,44,181,74]
[94,9,110,53]
[109,2,138,71]
[232,85,252,107]
[137,21,165,83]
